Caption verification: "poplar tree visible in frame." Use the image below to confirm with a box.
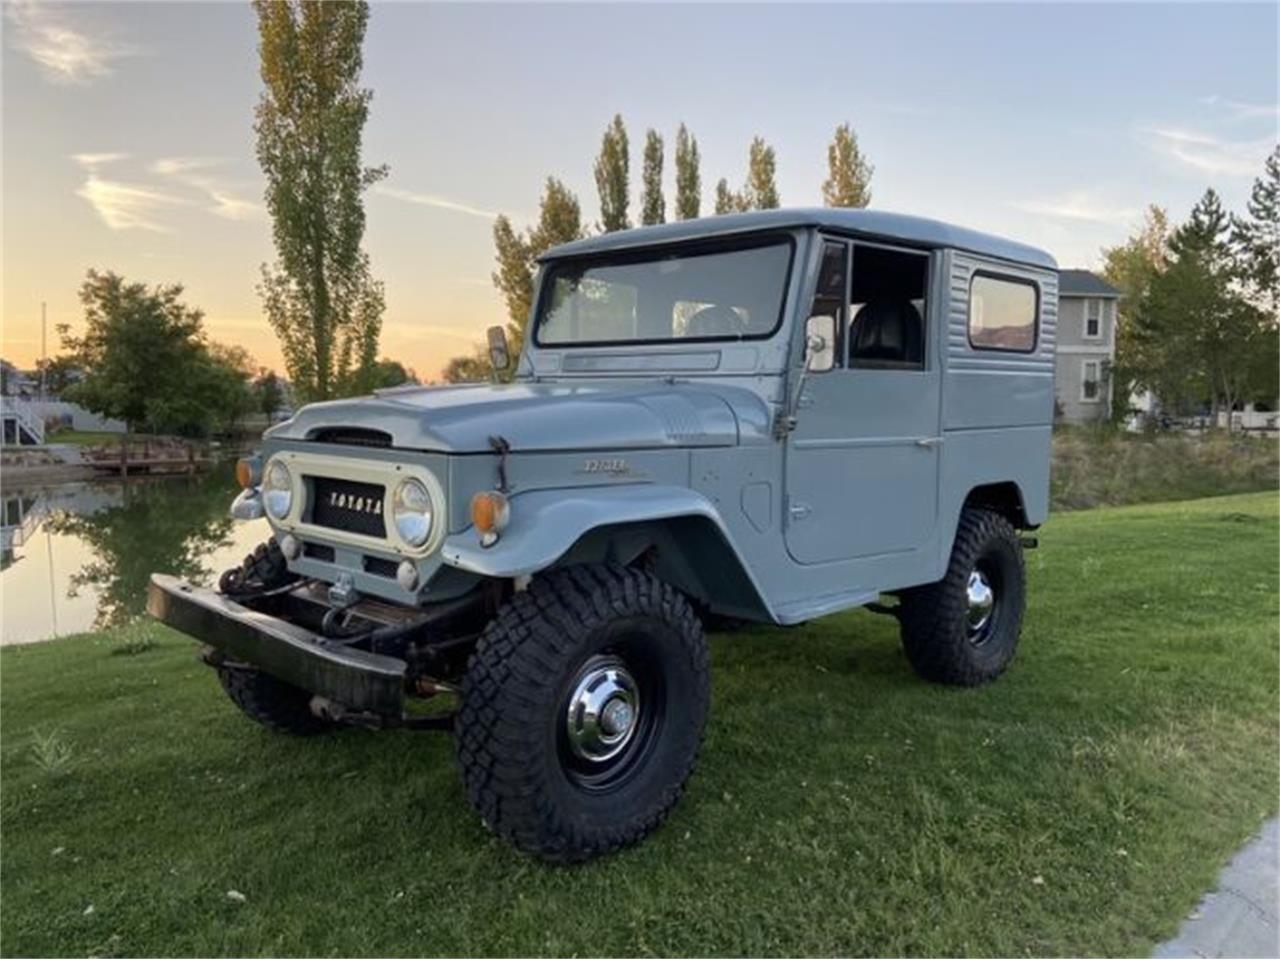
[674,123,701,220]
[714,178,741,215]
[822,122,873,208]
[640,129,665,226]
[594,114,630,232]
[743,136,779,210]
[444,178,583,382]
[253,0,387,402]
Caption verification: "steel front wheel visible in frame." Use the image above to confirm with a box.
[898,508,1026,685]
[455,564,710,863]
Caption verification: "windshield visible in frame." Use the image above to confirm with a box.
[535,239,793,346]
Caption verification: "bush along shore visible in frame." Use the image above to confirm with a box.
[1,491,1277,956]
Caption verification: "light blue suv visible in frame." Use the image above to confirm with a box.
[149,208,1057,861]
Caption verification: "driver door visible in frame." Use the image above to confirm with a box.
[784,238,941,566]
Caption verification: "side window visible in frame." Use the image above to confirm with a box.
[1081,359,1101,401]
[969,274,1037,352]
[847,244,928,370]
[805,241,848,372]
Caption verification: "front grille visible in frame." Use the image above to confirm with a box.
[310,427,392,448]
[363,555,399,578]
[308,477,387,538]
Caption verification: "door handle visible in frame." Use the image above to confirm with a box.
[915,437,942,449]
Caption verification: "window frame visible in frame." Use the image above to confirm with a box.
[966,271,1040,354]
[844,238,932,372]
[531,233,797,349]
[1084,298,1103,341]
[1080,358,1102,402]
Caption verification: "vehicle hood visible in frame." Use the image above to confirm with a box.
[267,380,769,453]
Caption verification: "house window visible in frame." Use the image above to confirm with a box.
[1081,359,1101,402]
[1085,299,1102,339]
[968,274,1037,352]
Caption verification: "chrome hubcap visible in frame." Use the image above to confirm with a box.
[565,655,640,763]
[966,568,995,638]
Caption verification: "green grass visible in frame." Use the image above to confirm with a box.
[2,492,1277,957]
[42,430,125,447]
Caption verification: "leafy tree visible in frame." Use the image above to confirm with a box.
[743,136,779,210]
[34,351,81,397]
[1101,205,1170,421]
[253,0,387,403]
[822,122,873,208]
[594,114,630,233]
[640,129,665,226]
[255,369,285,421]
[1138,190,1267,423]
[202,343,257,435]
[714,178,741,215]
[1232,144,1280,314]
[445,178,583,383]
[366,358,417,389]
[62,271,208,435]
[674,123,701,220]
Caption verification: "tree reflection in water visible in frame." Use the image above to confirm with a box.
[44,466,240,629]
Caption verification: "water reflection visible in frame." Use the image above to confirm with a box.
[1,465,268,645]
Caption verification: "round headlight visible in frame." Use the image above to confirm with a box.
[393,478,433,548]
[262,460,293,519]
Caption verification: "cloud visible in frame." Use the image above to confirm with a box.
[6,1,135,85]
[1140,126,1273,177]
[1016,192,1138,226]
[151,157,260,221]
[375,185,498,220]
[76,176,180,233]
[1197,95,1280,123]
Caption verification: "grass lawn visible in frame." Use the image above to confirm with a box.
[2,492,1277,957]
[42,431,125,447]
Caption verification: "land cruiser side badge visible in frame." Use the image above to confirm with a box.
[582,458,629,475]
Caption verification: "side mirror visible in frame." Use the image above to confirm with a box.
[805,315,836,372]
[486,325,510,372]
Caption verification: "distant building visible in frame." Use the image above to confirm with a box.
[1055,270,1121,423]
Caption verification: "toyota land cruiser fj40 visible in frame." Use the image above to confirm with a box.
[149,208,1057,862]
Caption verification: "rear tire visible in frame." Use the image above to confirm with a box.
[898,508,1025,685]
[455,564,710,863]
[216,666,331,736]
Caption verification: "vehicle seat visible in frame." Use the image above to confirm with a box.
[849,299,923,367]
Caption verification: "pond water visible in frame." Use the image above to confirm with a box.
[1,465,269,645]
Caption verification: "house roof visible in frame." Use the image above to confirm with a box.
[541,208,1057,270]
[1058,269,1121,298]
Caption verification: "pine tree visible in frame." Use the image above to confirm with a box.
[822,122,873,208]
[674,123,701,220]
[253,0,386,402]
[640,129,665,226]
[743,136,779,210]
[594,114,630,232]
[1232,144,1280,314]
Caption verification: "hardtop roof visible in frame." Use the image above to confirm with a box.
[540,207,1057,270]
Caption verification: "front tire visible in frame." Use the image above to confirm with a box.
[455,564,710,863]
[216,665,332,736]
[898,508,1026,685]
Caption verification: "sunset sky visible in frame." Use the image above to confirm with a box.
[3,2,1276,381]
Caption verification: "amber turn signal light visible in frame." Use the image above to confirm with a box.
[236,456,262,489]
[470,491,510,537]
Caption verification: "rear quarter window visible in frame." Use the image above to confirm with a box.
[968,274,1038,352]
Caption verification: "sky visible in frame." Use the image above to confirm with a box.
[3,2,1277,381]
